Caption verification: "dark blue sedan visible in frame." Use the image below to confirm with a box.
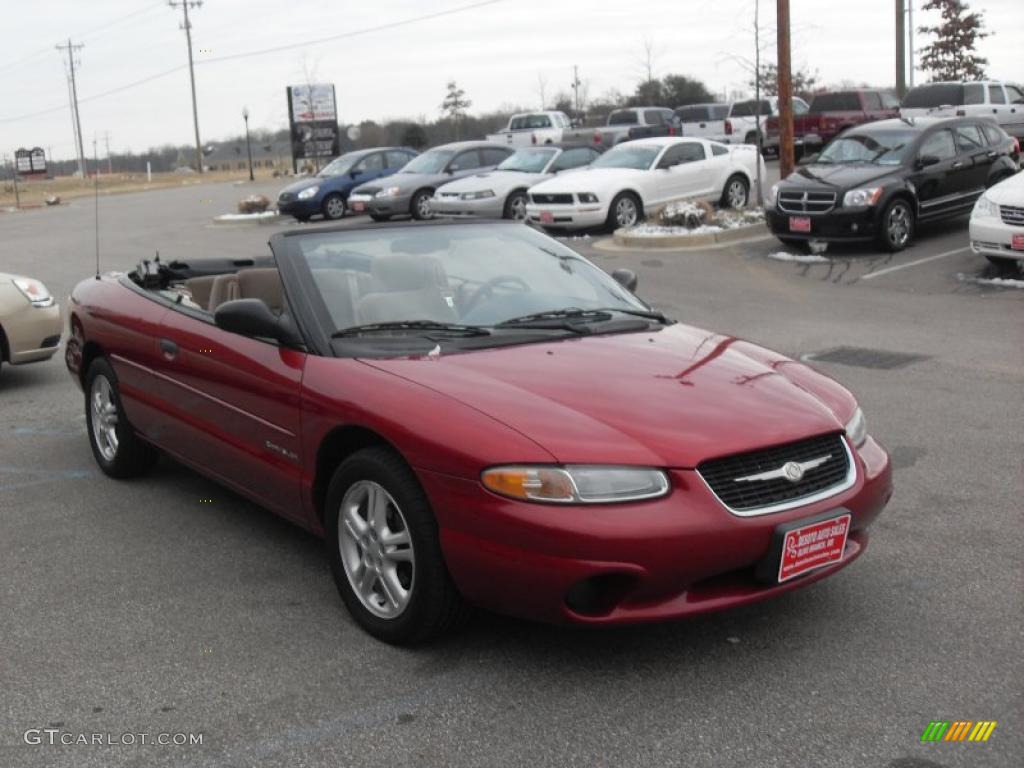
[276,147,418,221]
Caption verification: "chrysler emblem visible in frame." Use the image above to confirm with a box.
[782,461,805,483]
[732,454,831,485]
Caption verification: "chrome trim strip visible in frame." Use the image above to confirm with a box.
[733,454,831,483]
[697,436,857,518]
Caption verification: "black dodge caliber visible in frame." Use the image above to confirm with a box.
[766,117,1019,251]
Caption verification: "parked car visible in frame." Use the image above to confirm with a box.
[65,220,892,645]
[674,103,732,142]
[901,81,1024,139]
[765,117,1018,251]
[485,111,573,147]
[563,107,681,149]
[969,168,1024,267]
[276,148,417,221]
[0,272,62,380]
[525,137,764,231]
[429,144,602,220]
[731,96,810,151]
[347,142,514,221]
[765,89,900,157]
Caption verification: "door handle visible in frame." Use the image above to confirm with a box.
[952,161,963,169]
[159,338,178,358]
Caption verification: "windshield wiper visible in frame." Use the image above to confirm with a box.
[498,306,670,327]
[332,320,490,338]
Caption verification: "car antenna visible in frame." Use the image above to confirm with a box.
[93,138,100,280]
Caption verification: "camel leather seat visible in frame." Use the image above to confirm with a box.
[355,255,456,325]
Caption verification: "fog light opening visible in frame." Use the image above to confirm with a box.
[564,573,635,617]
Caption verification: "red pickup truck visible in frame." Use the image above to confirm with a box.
[765,89,900,157]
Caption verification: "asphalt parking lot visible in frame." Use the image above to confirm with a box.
[1,175,1021,768]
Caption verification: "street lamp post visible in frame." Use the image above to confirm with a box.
[242,107,254,182]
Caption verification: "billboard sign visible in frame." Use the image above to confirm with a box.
[286,84,339,170]
[14,147,47,175]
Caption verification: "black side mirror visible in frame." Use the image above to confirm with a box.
[446,164,459,174]
[214,299,302,347]
[916,154,940,169]
[657,158,676,170]
[611,268,638,292]
[349,169,360,178]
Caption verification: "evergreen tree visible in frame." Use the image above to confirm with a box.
[917,0,989,81]
[440,81,472,140]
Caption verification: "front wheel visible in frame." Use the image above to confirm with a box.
[321,193,347,220]
[721,174,750,209]
[606,192,642,231]
[324,447,467,645]
[410,190,434,220]
[876,198,915,252]
[85,358,159,478]
[503,191,528,221]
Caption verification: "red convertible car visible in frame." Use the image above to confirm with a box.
[66,222,892,644]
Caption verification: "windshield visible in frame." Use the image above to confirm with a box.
[317,155,357,177]
[809,93,861,113]
[817,130,916,165]
[400,150,454,175]
[608,110,639,125]
[290,224,648,345]
[496,148,557,173]
[591,145,659,170]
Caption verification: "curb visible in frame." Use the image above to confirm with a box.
[612,222,770,249]
[211,212,281,226]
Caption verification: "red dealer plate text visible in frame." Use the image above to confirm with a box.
[1012,234,1024,251]
[778,513,851,583]
[539,211,554,224]
[351,201,365,212]
[789,216,811,233]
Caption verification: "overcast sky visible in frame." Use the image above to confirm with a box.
[1,0,1021,161]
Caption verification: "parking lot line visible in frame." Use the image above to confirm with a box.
[861,247,970,280]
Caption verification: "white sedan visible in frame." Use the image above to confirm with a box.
[970,170,1024,267]
[525,137,765,231]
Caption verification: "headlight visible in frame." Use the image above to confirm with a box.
[376,186,402,198]
[461,190,495,200]
[845,407,867,448]
[481,465,670,504]
[296,186,319,200]
[766,182,780,207]
[971,194,997,219]
[13,278,54,308]
[842,187,884,207]
[577,193,599,203]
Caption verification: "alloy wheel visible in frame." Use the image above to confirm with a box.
[417,194,432,219]
[887,203,911,248]
[337,480,415,619]
[615,197,638,228]
[325,196,346,219]
[727,179,748,209]
[90,374,119,462]
[509,195,527,220]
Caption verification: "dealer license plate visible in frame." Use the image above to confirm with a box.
[351,201,365,212]
[789,216,811,233]
[777,513,851,583]
[539,211,554,224]
[1012,234,1024,251]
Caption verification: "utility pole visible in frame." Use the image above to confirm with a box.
[571,65,581,122]
[103,131,112,174]
[242,107,254,181]
[169,1,204,173]
[754,0,763,206]
[776,0,794,179]
[907,1,915,88]
[55,39,86,178]
[896,0,906,98]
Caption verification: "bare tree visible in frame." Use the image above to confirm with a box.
[637,35,660,91]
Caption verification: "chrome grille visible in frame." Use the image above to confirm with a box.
[530,192,574,205]
[999,204,1024,227]
[698,433,853,515]
[778,190,837,214]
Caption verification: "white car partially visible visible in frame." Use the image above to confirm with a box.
[970,170,1024,267]
[525,137,764,231]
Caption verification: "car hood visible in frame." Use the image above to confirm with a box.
[279,176,328,195]
[362,325,852,468]
[784,164,900,190]
[984,168,1024,204]
[438,170,547,195]
[529,167,644,196]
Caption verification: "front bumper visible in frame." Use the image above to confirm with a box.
[525,202,607,230]
[352,193,412,216]
[429,195,505,219]
[969,216,1024,260]
[2,301,62,365]
[421,435,892,625]
[277,197,321,217]
[766,205,879,242]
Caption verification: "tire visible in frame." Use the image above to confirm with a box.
[324,446,467,645]
[85,358,159,478]
[321,193,346,220]
[294,215,311,223]
[721,174,750,209]
[503,190,529,221]
[369,214,392,222]
[606,192,642,231]
[876,197,915,252]
[410,189,434,221]
[985,254,1021,270]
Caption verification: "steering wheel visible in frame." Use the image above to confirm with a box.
[460,275,530,317]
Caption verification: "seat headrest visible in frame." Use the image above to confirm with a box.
[237,268,284,312]
[370,254,446,293]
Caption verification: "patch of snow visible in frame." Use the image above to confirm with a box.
[766,251,830,264]
[214,211,278,221]
[956,273,1024,289]
[663,200,706,219]
[628,224,725,237]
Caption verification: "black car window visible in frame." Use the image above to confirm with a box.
[661,142,706,167]
[863,92,883,110]
[711,144,728,156]
[355,153,384,172]
[675,106,708,122]
[644,110,665,125]
[730,100,771,117]
[987,85,1006,105]
[1005,85,1024,104]
[918,130,956,161]
[955,125,985,151]
[809,93,861,112]
[608,110,640,125]
[481,148,512,166]
[551,147,597,171]
[980,123,1006,146]
[903,83,963,108]
[386,151,413,169]
[963,84,985,104]
[451,150,483,172]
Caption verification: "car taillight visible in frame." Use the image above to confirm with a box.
[1013,137,1021,155]
[724,120,733,135]
[668,126,677,136]
[593,131,602,144]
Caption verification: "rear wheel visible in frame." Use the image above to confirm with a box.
[321,193,346,220]
[606,192,642,230]
[324,447,467,645]
[85,358,159,478]
[876,198,915,252]
[503,191,529,221]
[410,189,434,220]
[721,174,750,209]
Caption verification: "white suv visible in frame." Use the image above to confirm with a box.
[901,81,1024,139]
[486,111,572,147]
[727,96,809,148]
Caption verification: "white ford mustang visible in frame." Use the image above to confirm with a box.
[525,137,765,231]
